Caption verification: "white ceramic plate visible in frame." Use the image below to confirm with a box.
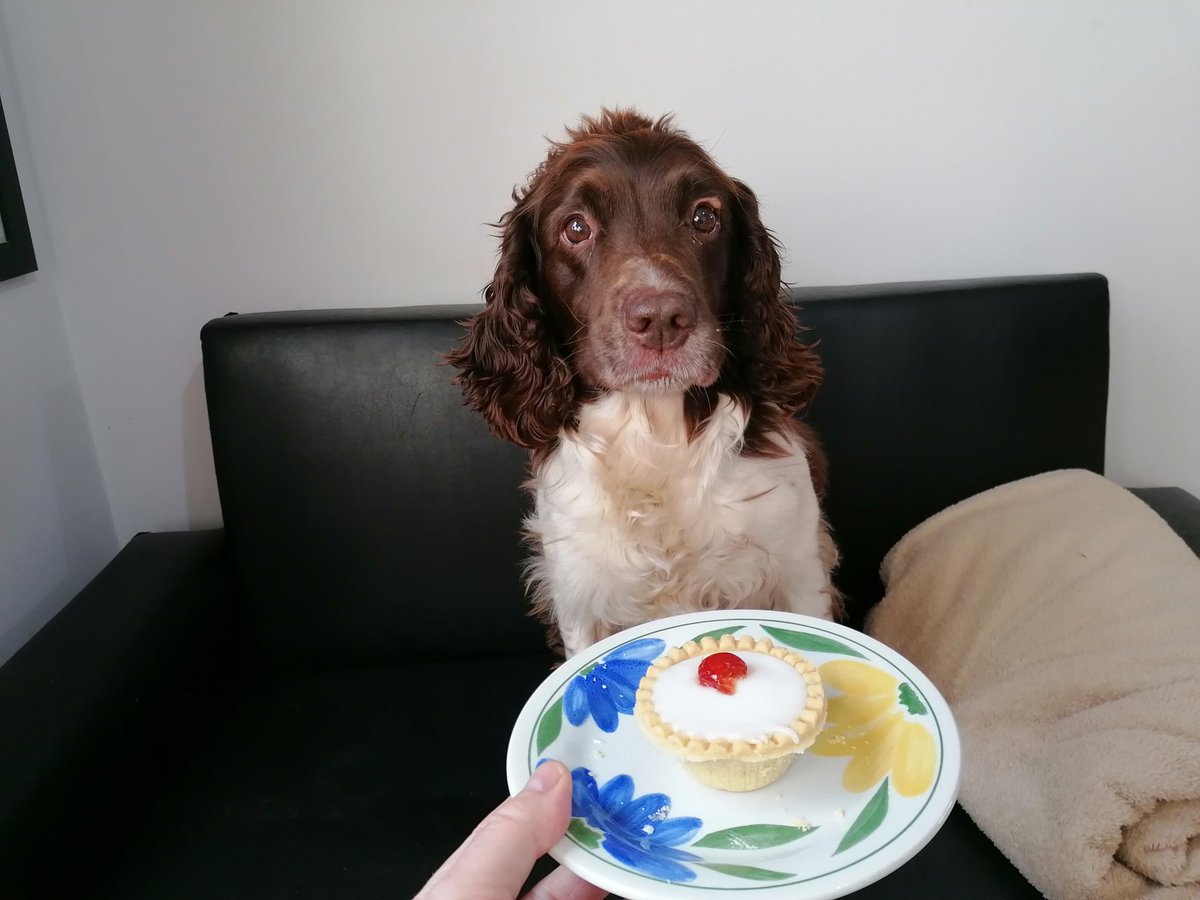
[507,611,960,900]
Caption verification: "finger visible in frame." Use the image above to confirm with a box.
[416,761,573,900]
[523,864,611,900]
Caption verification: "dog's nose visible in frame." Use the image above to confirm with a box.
[623,292,696,351]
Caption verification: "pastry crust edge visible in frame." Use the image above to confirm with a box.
[633,634,827,763]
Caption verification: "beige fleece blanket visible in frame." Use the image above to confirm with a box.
[866,469,1200,900]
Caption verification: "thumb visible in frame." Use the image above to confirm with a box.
[416,761,573,899]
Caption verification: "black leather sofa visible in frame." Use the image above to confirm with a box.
[3,274,1197,899]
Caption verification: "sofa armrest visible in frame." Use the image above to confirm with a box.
[1130,487,1200,557]
[0,529,246,894]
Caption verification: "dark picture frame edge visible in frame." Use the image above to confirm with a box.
[0,90,37,282]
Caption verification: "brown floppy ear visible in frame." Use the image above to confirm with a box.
[726,178,823,419]
[445,198,576,450]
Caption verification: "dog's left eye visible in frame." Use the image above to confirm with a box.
[563,215,592,245]
[692,203,719,234]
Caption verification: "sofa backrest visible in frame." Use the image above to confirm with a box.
[798,274,1108,620]
[202,273,1108,669]
[202,306,539,669]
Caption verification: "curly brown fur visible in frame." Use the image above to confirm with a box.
[447,109,841,650]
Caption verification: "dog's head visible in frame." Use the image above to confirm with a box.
[448,109,821,456]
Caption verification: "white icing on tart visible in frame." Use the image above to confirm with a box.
[633,634,826,791]
[651,651,811,743]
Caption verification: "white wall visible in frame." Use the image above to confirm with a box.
[1,0,1197,561]
[0,45,117,663]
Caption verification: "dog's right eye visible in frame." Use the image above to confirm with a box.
[563,215,592,245]
[691,202,720,234]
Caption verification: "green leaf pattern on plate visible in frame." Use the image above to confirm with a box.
[535,696,563,754]
[691,823,817,850]
[567,817,602,849]
[835,778,891,855]
[690,624,745,643]
[761,625,867,658]
[898,682,928,716]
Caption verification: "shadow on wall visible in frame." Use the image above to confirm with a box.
[43,379,114,576]
[183,363,222,530]
[0,378,118,664]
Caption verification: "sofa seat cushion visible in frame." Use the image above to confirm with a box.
[90,647,1044,900]
[93,652,557,899]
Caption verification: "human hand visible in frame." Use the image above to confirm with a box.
[415,760,607,900]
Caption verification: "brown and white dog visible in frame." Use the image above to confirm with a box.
[448,109,838,658]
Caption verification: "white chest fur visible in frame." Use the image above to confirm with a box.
[525,392,831,657]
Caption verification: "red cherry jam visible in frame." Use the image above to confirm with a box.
[697,652,748,695]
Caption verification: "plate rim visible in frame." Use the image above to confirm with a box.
[506,610,961,900]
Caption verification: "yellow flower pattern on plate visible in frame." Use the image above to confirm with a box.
[811,660,936,798]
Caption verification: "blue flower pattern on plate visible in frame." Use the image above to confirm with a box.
[564,637,665,733]
[570,766,702,882]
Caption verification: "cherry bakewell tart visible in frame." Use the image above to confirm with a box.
[634,634,827,791]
